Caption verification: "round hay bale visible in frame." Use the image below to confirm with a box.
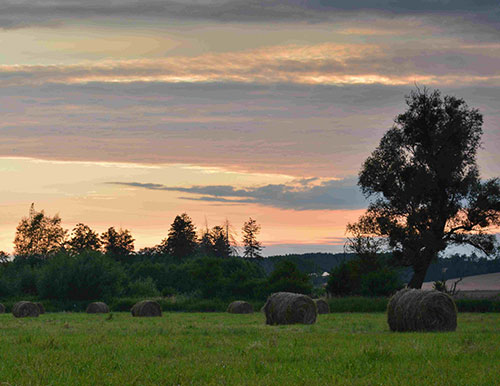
[131,300,162,317]
[86,302,110,314]
[227,301,253,314]
[315,299,330,314]
[35,302,45,314]
[387,288,457,332]
[0,303,5,314]
[12,301,40,318]
[263,292,317,325]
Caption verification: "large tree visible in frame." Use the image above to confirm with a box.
[67,223,101,255]
[242,218,263,258]
[353,88,500,288]
[101,227,135,261]
[14,204,67,258]
[162,213,198,260]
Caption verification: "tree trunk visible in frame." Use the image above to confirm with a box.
[407,264,430,289]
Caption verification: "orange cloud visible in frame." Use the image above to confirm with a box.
[2,42,500,87]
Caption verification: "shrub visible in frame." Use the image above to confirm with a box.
[360,268,403,297]
[37,250,126,301]
[326,261,358,296]
[128,277,161,297]
[266,260,312,295]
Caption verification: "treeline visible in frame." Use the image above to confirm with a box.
[5,204,263,261]
[0,205,317,306]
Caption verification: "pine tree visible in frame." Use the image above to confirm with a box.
[101,227,135,261]
[162,213,198,260]
[242,218,263,258]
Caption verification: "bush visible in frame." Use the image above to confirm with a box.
[37,250,126,301]
[266,260,312,295]
[327,256,402,297]
[127,261,170,291]
[360,268,403,297]
[128,277,161,297]
[455,299,500,312]
[326,261,359,296]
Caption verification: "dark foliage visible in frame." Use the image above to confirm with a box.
[161,213,198,261]
[266,260,313,295]
[36,250,126,301]
[353,88,500,288]
[101,227,135,262]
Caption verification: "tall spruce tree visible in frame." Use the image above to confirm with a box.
[162,213,198,260]
[242,218,263,258]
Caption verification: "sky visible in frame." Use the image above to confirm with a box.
[1,1,499,255]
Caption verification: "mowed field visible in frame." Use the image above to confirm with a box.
[0,313,499,385]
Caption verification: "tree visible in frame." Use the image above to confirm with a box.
[67,223,101,255]
[352,88,500,288]
[267,260,312,295]
[242,218,263,258]
[101,227,135,261]
[161,213,198,260]
[13,204,67,258]
[199,225,233,258]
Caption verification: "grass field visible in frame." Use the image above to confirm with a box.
[0,312,499,385]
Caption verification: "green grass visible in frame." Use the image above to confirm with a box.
[0,313,498,385]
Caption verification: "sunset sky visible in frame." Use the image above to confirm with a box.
[1,1,499,255]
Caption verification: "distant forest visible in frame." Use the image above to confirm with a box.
[261,252,500,283]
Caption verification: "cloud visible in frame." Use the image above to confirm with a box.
[1,81,499,178]
[1,42,500,87]
[0,1,498,29]
[108,177,368,210]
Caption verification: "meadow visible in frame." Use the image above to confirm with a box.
[0,312,499,385]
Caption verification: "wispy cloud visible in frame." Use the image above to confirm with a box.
[108,177,367,210]
[2,42,500,87]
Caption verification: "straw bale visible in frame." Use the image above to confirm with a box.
[12,301,40,318]
[263,292,317,325]
[387,288,457,332]
[227,301,253,314]
[131,300,162,317]
[86,302,110,314]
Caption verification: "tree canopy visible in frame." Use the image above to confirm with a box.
[162,213,198,261]
[13,204,67,258]
[353,88,500,288]
[101,227,135,261]
[67,223,101,255]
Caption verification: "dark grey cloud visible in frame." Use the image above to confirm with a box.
[108,177,368,210]
[0,0,499,32]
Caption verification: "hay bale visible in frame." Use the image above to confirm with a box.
[263,292,317,325]
[131,300,162,317]
[0,303,5,314]
[12,301,40,318]
[387,288,457,332]
[315,299,330,314]
[86,302,110,314]
[227,301,253,314]
[35,302,45,314]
